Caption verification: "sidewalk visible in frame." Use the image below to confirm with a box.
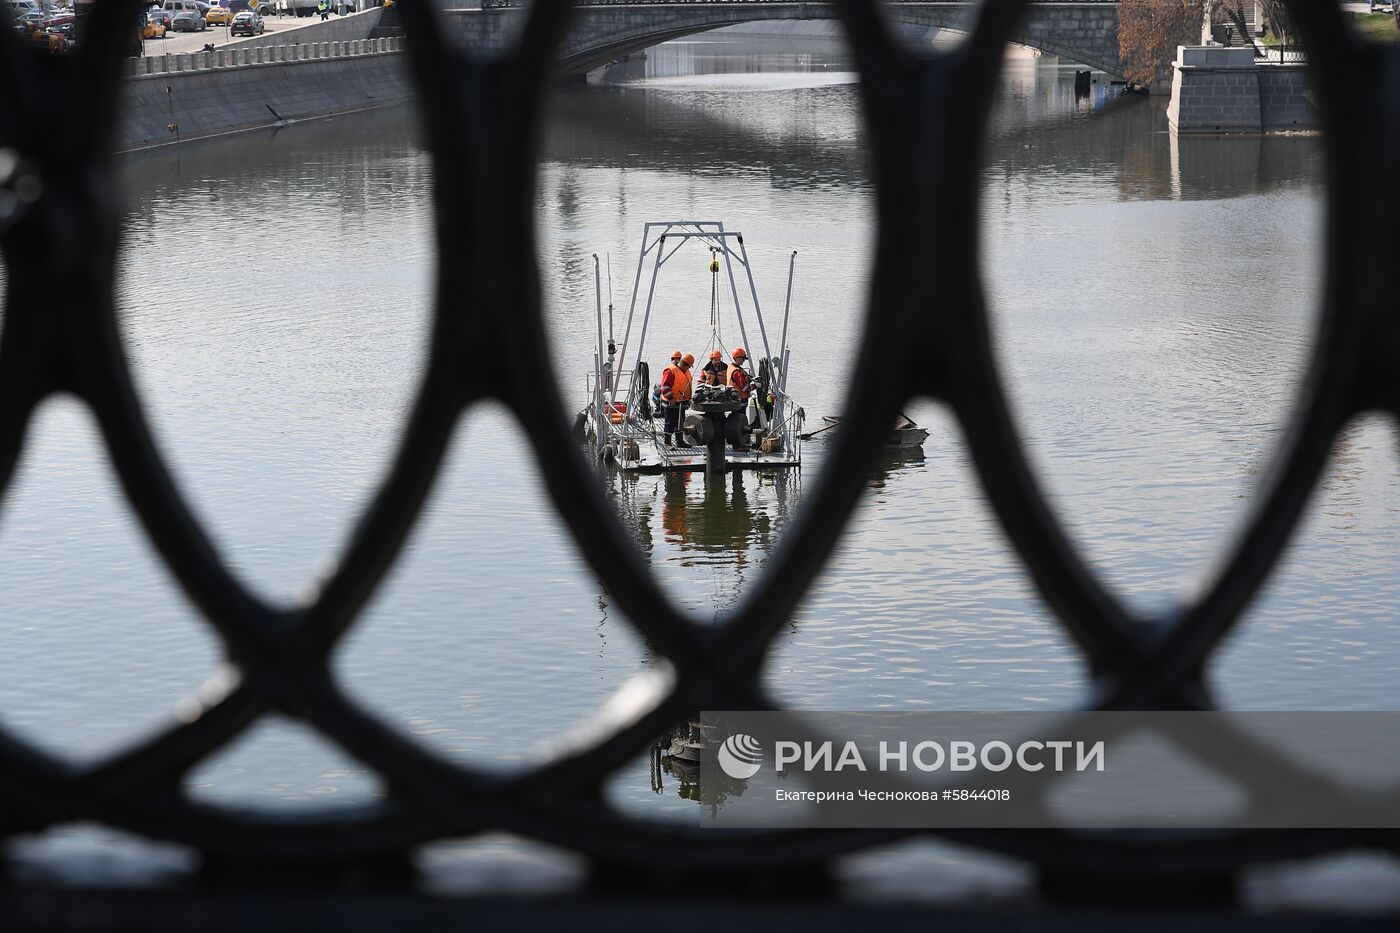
[143,16,304,57]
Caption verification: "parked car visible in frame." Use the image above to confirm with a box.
[205,4,230,25]
[159,0,204,24]
[141,11,165,37]
[170,8,205,30]
[229,9,263,35]
[5,0,40,22]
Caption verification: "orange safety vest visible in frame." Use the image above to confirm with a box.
[725,364,750,398]
[662,365,692,403]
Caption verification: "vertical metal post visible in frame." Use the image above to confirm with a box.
[779,251,796,371]
[612,224,655,409]
[717,226,754,363]
[626,242,666,415]
[594,351,608,454]
[770,251,797,438]
[606,253,616,391]
[780,345,794,450]
[735,236,773,363]
[593,253,605,386]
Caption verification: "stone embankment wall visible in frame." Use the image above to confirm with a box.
[1257,66,1316,132]
[1167,46,1320,134]
[118,37,413,151]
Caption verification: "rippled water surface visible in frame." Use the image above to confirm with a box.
[0,33,1389,822]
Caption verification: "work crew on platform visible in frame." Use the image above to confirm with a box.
[700,347,751,399]
[659,351,694,447]
[687,347,751,449]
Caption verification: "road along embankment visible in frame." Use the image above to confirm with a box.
[209,5,393,52]
[117,37,414,152]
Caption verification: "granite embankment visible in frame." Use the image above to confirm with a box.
[1167,47,1321,134]
[118,8,411,152]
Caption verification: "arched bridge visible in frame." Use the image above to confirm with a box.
[462,1,1125,79]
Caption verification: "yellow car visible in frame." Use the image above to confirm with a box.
[205,5,232,24]
[142,15,167,38]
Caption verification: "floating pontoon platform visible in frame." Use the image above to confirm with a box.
[579,220,805,474]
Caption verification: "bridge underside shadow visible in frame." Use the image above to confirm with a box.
[454,4,1124,80]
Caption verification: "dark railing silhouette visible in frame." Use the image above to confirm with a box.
[0,0,1394,905]
[478,0,1121,7]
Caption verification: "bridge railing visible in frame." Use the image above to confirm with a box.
[0,0,1389,918]
[122,36,405,77]
[478,0,1121,7]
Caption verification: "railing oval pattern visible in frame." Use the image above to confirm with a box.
[0,0,1395,890]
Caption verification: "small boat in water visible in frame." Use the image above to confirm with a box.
[819,414,930,448]
[578,220,806,473]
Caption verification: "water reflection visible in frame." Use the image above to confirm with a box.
[616,444,931,809]
[119,105,429,237]
[603,469,800,619]
[644,719,756,816]
[982,89,1322,205]
[545,80,870,192]
[115,104,434,603]
[868,446,928,492]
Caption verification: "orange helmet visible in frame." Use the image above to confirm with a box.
[670,350,682,361]
[732,347,747,360]
[709,349,723,361]
[681,353,695,366]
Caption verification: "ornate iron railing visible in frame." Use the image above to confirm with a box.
[478,1,1120,8]
[0,0,1394,903]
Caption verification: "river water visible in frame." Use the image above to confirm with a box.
[1,32,1391,831]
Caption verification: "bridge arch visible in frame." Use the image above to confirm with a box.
[465,3,1125,81]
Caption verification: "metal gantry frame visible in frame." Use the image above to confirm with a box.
[612,222,768,416]
[0,0,1395,902]
[586,220,801,467]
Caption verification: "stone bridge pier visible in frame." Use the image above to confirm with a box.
[452,2,1125,80]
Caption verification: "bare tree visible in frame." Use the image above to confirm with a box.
[1256,0,1291,43]
[1119,0,1209,87]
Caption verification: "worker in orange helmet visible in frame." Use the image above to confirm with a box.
[726,347,752,400]
[658,350,693,447]
[706,346,754,451]
[700,348,726,387]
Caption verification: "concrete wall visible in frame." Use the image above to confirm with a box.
[118,38,411,151]
[1167,46,1260,134]
[1167,46,1319,134]
[1259,65,1319,132]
